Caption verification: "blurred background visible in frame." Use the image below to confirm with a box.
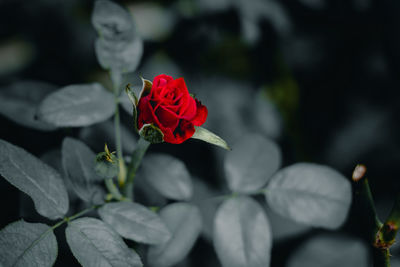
[0,0,399,266]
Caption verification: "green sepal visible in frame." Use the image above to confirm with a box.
[125,83,138,106]
[95,144,119,179]
[191,126,230,150]
[139,123,164,144]
[139,77,152,100]
[125,84,139,132]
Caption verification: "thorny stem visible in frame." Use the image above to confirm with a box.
[375,193,400,252]
[373,248,391,267]
[362,178,382,229]
[352,165,397,267]
[385,193,400,237]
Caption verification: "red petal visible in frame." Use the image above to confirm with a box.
[167,78,196,120]
[191,99,208,126]
[158,127,176,143]
[171,77,189,95]
[166,120,195,144]
[153,74,173,89]
[179,95,197,120]
[155,106,180,129]
[137,96,155,129]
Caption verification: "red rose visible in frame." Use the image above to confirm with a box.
[137,74,208,144]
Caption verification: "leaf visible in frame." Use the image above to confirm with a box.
[253,89,282,139]
[79,120,137,155]
[129,137,150,174]
[40,149,63,173]
[62,137,105,204]
[94,39,143,74]
[128,3,176,42]
[133,171,168,208]
[98,201,171,244]
[140,153,193,201]
[0,81,57,131]
[265,163,352,229]
[192,126,230,150]
[0,139,69,219]
[213,196,272,267]
[264,205,310,241]
[92,0,143,73]
[147,203,202,267]
[224,133,281,193]
[287,234,370,267]
[191,177,222,240]
[37,83,114,127]
[0,220,57,267]
[66,217,142,267]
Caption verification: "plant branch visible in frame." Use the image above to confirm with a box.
[352,165,392,267]
[385,193,400,235]
[373,248,391,267]
[51,205,99,231]
[110,71,127,187]
[375,193,400,250]
[105,178,124,201]
[124,137,150,199]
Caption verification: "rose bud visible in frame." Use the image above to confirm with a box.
[128,74,208,144]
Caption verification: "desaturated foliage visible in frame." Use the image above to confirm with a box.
[2,0,387,267]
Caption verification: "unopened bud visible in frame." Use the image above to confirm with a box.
[352,164,366,182]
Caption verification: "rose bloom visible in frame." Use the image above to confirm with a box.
[137,74,208,144]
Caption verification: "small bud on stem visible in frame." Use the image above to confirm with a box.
[352,164,367,182]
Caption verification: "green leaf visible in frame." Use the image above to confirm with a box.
[62,137,105,204]
[0,139,69,219]
[224,133,281,193]
[92,0,143,73]
[37,83,114,127]
[140,153,193,201]
[265,163,352,229]
[0,220,57,267]
[66,217,142,267]
[0,81,57,131]
[191,126,230,150]
[213,196,272,267]
[98,202,171,244]
[147,203,202,267]
[287,234,370,267]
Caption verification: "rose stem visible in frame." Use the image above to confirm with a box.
[352,165,394,267]
[124,137,150,200]
[110,70,127,189]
